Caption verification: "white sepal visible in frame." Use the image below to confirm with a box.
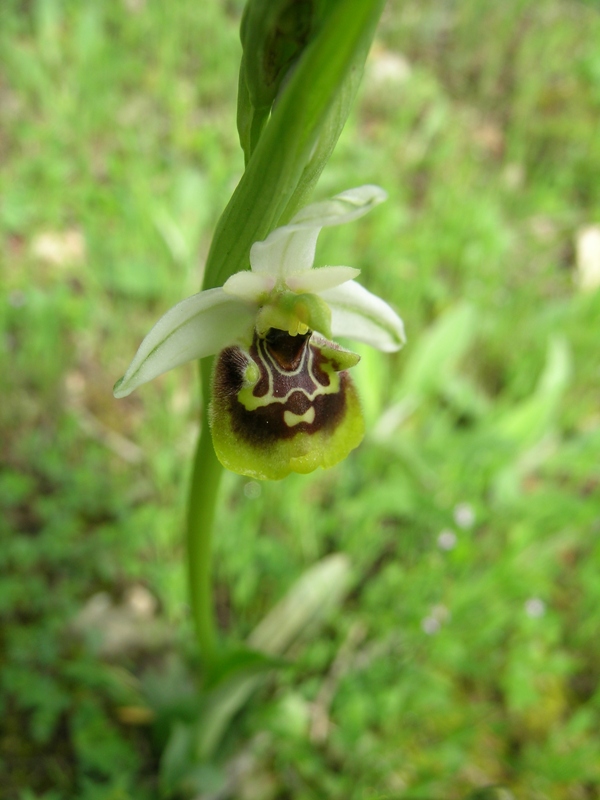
[113,288,255,398]
[249,185,387,280]
[290,185,387,229]
[320,280,406,353]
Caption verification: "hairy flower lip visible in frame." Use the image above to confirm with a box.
[210,327,364,480]
[113,185,405,400]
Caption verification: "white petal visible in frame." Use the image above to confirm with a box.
[113,288,256,398]
[223,270,275,302]
[286,265,360,293]
[320,280,406,352]
[249,225,320,281]
[250,185,387,280]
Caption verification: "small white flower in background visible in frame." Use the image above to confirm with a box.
[453,502,475,529]
[575,224,600,291]
[524,597,546,618]
[114,186,405,479]
[421,616,440,635]
[437,528,457,551]
[421,604,450,635]
[9,290,26,308]
[31,228,86,268]
[243,481,262,499]
[367,48,412,87]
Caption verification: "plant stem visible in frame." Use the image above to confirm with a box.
[186,357,222,666]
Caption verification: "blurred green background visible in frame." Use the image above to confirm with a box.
[2,0,600,797]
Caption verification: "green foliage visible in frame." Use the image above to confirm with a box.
[2,0,600,798]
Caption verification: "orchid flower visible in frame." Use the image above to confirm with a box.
[114,185,405,480]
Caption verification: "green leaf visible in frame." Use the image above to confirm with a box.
[203,645,287,690]
[164,554,352,771]
[398,302,478,399]
[237,0,328,162]
[495,336,572,447]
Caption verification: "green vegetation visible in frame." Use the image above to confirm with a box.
[2,0,600,797]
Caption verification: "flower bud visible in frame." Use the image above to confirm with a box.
[238,0,326,160]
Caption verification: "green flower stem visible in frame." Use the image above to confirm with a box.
[186,356,222,665]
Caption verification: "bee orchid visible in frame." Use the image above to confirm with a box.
[114,185,405,479]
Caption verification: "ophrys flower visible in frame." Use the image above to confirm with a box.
[114,185,405,479]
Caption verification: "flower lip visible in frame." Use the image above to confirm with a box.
[211,326,364,479]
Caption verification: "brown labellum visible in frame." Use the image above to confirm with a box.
[210,328,364,479]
